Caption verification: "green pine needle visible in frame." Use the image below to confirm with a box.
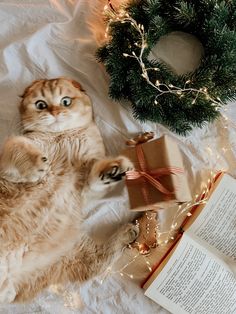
[96,0,236,135]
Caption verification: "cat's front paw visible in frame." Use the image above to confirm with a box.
[88,157,133,193]
[0,136,49,183]
[118,223,139,245]
[99,156,134,185]
[20,152,49,183]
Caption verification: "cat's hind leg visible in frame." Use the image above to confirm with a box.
[0,136,49,183]
[66,223,139,283]
[13,223,139,303]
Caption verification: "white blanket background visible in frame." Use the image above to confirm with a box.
[0,1,236,313]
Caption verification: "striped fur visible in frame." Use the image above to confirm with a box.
[0,78,138,303]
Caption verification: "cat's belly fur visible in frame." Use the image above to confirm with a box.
[0,174,83,302]
[0,125,106,302]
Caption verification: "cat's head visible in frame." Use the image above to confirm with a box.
[19,78,93,132]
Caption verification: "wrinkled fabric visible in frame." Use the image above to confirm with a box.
[0,0,235,313]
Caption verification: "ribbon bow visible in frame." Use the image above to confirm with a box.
[126,144,184,205]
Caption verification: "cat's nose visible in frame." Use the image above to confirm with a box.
[50,106,61,116]
[51,111,60,116]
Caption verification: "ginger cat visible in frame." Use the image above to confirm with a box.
[0,78,138,303]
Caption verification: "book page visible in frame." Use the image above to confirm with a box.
[187,174,236,262]
[144,233,236,314]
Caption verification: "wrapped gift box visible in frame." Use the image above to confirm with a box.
[123,135,192,211]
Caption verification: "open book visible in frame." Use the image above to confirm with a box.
[143,173,236,314]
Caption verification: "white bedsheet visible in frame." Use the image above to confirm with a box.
[0,1,236,313]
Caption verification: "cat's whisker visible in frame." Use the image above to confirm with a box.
[7,118,37,134]
[0,77,129,303]
[5,118,22,135]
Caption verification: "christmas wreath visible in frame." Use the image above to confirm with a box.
[97,0,236,134]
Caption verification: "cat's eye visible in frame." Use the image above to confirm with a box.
[60,96,72,107]
[35,100,48,110]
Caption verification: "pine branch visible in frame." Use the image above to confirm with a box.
[96,0,236,135]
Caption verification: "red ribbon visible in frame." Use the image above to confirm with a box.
[126,144,184,205]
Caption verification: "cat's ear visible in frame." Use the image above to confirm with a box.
[71,80,86,92]
[20,79,45,99]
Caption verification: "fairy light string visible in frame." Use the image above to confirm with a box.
[99,171,218,282]
[96,0,236,288]
[103,4,224,109]
[160,171,215,244]
[95,89,235,284]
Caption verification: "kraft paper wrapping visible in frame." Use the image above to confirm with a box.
[123,135,192,211]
